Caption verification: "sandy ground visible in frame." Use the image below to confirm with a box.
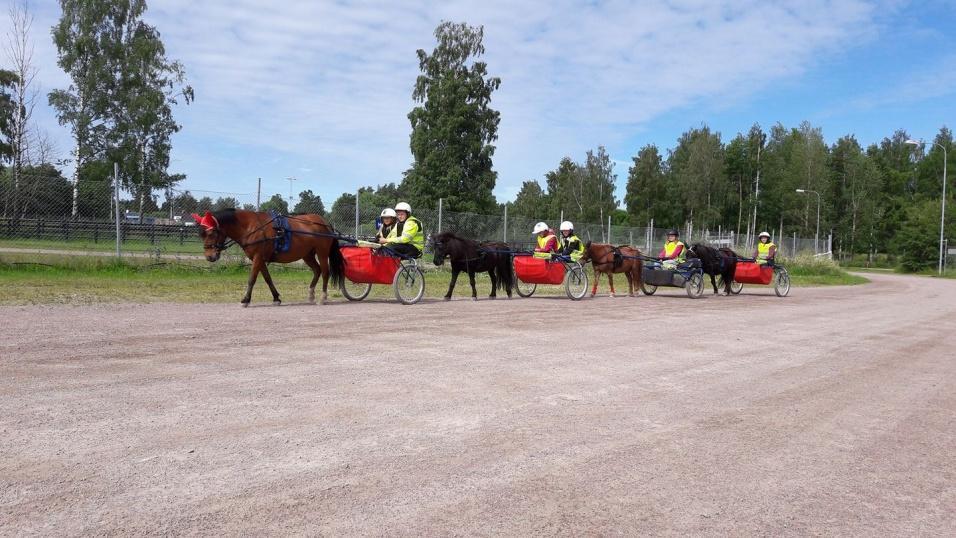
[1,273,954,536]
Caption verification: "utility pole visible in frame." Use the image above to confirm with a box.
[256,177,261,210]
[114,163,121,257]
[286,176,297,210]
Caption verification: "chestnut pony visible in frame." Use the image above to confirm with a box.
[192,209,343,306]
[579,242,644,297]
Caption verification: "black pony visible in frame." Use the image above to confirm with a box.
[432,231,514,300]
[688,243,737,295]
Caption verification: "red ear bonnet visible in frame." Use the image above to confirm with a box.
[191,211,219,230]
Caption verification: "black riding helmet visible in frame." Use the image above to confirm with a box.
[666,229,679,237]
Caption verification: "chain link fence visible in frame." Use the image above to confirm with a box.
[0,173,830,260]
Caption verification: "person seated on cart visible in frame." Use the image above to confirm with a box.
[558,220,585,262]
[532,222,558,259]
[658,229,686,269]
[753,231,777,265]
[379,202,424,258]
[375,208,397,242]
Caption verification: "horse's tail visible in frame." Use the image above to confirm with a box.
[496,251,514,295]
[328,239,345,288]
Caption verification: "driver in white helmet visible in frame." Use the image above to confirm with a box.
[559,221,585,262]
[375,208,397,242]
[381,201,425,257]
[753,231,776,265]
[532,222,558,259]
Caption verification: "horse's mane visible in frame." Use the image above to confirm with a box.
[212,208,238,227]
[433,231,472,243]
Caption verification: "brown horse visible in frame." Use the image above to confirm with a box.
[192,209,343,306]
[580,242,644,297]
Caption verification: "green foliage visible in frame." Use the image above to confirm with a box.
[894,199,946,272]
[545,147,617,224]
[625,144,665,226]
[0,69,17,164]
[510,180,548,219]
[258,194,288,214]
[667,126,725,230]
[402,21,501,213]
[293,190,325,214]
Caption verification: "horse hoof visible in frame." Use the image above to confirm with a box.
[273,300,281,306]
[489,296,496,300]
[444,296,452,302]
[241,302,249,308]
[472,297,478,302]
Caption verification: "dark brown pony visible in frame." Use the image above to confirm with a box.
[687,243,737,295]
[193,209,343,306]
[579,242,644,297]
[431,231,514,300]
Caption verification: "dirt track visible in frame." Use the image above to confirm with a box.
[1,273,954,535]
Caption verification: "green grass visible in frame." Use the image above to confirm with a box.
[0,252,868,305]
[783,256,869,286]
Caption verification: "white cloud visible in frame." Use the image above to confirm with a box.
[3,0,891,202]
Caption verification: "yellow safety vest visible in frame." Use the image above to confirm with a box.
[534,233,557,259]
[757,241,776,261]
[386,216,425,252]
[664,240,686,262]
[563,234,585,262]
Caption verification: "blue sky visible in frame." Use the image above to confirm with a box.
[6,0,956,208]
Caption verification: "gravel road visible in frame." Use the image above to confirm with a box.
[1,272,954,535]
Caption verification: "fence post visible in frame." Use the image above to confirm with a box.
[114,162,121,258]
[503,204,508,242]
[629,231,633,247]
[607,214,612,244]
[438,198,443,234]
[354,189,359,238]
[256,178,261,211]
[792,232,796,257]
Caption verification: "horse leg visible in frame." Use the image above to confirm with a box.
[303,253,321,304]
[591,269,600,297]
[445,267,459,301]
[468,270,478,301]
[710,273,719,295]
[488,268,497,299]
[625,272,634,297]
[241,255,263,306]
[607,273,615,298]
[259,263,281,305]
[318,252,330,303]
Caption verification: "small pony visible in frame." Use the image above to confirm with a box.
[580,242,644,297]
[687,243,737,295]
[431,231,515,300]
[193,209,343,306]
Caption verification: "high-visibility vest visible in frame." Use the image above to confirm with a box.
[563,234,585,262]
[388,216,425,251]
[757,241,776,260]
[664,240,686,262]
[537,234,557,252]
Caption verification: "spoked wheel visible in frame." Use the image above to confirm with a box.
[565,264,589,301]
[513,265,537,297]
[686,273,705,299]
[774,267,791,297]
[340,279,372,301]
[716,275,743,295]
[641,282,657,295]
[393,264,425,305]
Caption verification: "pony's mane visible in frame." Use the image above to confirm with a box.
[212,208,238,227]
[434,231,467,242]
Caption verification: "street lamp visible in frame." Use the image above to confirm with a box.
[905,139,948,276]
[286,176,297,210]
[796,189,821,254]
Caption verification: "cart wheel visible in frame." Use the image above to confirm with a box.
[565,264,589,301]
[340,279,372,301]
[718,275,743,295]
[686,273,705,299]
[641,282,657,295]
[393,264,425,305]
[513,267,537,297]
[774,267,791,297]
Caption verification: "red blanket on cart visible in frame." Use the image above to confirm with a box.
[734,262,773,285]
[342,246,400,285]
[514,256,565,285]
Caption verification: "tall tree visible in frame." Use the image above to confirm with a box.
[49,0,115,218]
[107,0,192,217]
[830,135,881,257]
[624,144,665,226]
[3,1,37,219]
[402,21,501,213]
[668,126,726,231]
[258,193,287,214]
[293,189,325,214]
[510,180,548,219]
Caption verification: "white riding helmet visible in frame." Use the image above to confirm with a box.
[559,221,574,232]
[532,222,549,234]
[758,231,771,239]
[394,202,412,213]
[380,208,396,218]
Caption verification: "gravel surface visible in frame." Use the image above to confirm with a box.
[1,273,954,536]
